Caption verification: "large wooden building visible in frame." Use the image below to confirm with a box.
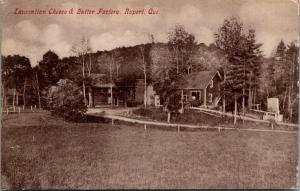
[177,70,223,108]
[89,70,223,108]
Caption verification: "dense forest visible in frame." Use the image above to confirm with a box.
[2,18,299,122]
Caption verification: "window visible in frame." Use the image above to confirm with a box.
[210,80,213,88]
[208,93,213,103]
[191,91,201,101]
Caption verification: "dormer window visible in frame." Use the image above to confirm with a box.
[210,80,213,88]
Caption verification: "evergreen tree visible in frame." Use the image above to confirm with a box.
[38,50,61,88]
[274,40,287,84]
[215,17,263,124]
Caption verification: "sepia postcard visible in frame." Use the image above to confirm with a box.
[1,0,299,189]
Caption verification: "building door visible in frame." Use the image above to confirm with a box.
[114,98,118,106]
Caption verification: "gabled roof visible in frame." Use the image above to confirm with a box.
[178,70,222,90]
[90,73,117,88]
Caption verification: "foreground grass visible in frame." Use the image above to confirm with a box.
[1,112,298,189]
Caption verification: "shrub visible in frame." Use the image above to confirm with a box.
[190,100,201,107]
[133,107,169,122]
[127,100,140,107]
[165,92,182,113]
[47,79,87,122]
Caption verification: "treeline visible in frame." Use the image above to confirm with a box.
[260,40,299,122]
[1,17,298,122]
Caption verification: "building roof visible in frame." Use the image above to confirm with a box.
[6,88,23,96]
[178,70,222,90]
[90,73,117,88]
[93,83,117,88]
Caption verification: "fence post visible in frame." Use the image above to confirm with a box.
[6,108,8,114]
[271,122,274,130]
[144,124,147,130]
[31,105,33,111]
[18,107,20,114]
[177,125,180,132]
[218,127,220,132]
[111,118,114,125]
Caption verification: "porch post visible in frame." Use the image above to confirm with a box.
[203,88,207,107]
[88,87,93,107]
[222,94,226,113]
[181,89,183,107]
[110,85,113,107]
[16,92,19,106]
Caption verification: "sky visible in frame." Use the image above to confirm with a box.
[2,0,299,66]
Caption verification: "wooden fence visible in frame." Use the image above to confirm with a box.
[102,114,297,134]
[189,106,298,128]
[2,105,40,114]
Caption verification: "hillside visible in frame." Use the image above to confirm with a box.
[60,42,228,87]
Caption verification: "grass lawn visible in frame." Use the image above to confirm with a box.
[1,112,298,189]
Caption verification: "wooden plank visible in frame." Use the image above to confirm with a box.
[190,107,298,127]
[100,114,297,134]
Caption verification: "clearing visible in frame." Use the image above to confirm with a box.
[1,112,298,189]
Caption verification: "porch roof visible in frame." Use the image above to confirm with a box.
[6,89,23,96]
[92,83,117,88]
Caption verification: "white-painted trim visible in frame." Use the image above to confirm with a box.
[205,71,222,89]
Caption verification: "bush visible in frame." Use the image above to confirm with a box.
[133,107,168,122]
[165,93,182,113]
[127,100,140,107]
[47,79,87,122]
[190,100,201,107]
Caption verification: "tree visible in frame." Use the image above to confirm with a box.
[95,52,116,107]
[285,41,299,121]
[38,50,60,87]
[243,29,263,110]
[2,55,32,109]
[215,17,263,124]
[32,67,41,109]
[188,44,228,73]
[36,50,62,108]
[167,24,197,74]
[136,45,148,108]
[134,43,154,108]
[71,36,92,106]
[110,52,114,107]
[151,46,184,121]
[154,69,183,123]
[264,40,298,122]
[274,40,287,87]
[215,17,244,124]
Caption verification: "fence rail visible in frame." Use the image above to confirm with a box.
[2,105,40,114]
[101,114,297,134]
[189,107,298,128]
